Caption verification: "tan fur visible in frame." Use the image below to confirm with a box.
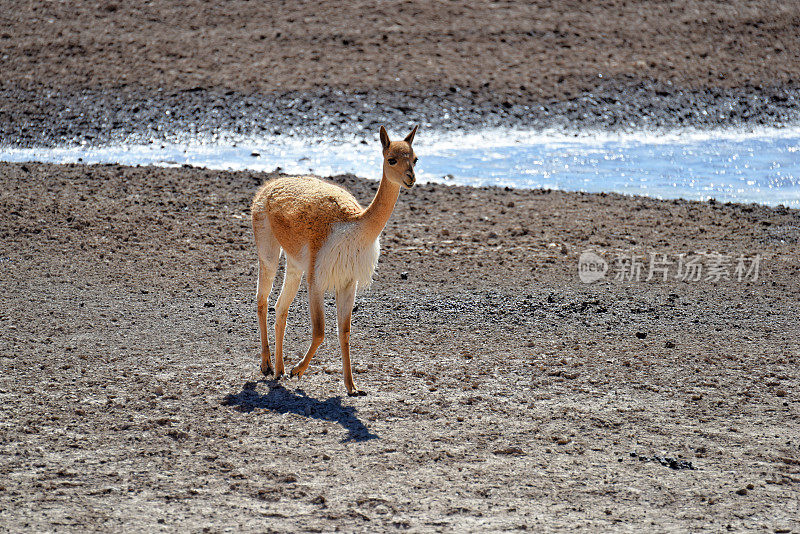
[252,176,363,262]
[250,125,418,396]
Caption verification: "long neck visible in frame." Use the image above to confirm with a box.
[359,172,401,243]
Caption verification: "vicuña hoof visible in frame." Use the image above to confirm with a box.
[290,366,304,379]
[260,363,274,377]
[347,389,367,397]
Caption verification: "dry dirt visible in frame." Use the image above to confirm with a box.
[3,0,799,96]
[1,162,799,531]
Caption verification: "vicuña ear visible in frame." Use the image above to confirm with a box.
[404,124,418,145]
[379,126,390,150]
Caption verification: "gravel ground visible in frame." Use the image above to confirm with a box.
[1,162,798,531]
[2,0,800,145]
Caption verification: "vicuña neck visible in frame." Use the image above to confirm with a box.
[359,172,401,243]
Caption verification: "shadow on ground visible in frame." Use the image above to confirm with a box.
[222,381,378,442]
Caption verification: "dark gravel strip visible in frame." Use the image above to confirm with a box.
[2,80,800,148]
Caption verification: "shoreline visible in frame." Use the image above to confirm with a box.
[4,124,798,209]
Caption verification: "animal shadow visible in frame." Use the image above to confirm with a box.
[222,381,379,442]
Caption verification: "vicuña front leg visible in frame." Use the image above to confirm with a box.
[290,285,325,380]
[274,264,302,378]
[337,282,365,396]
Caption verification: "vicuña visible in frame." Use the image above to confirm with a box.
[250,125,419,396]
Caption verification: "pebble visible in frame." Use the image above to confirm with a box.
[629,452,695,470]
[493,447,526,455]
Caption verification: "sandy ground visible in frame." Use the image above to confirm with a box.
[1,162,799,531]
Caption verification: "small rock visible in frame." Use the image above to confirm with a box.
[635,332,647,339]
[251,151,260,157]
[664,341,675,348]
[493,447,525,456]
[400,272,408,280]
[166,429,188,440]
[735,488,748,496]
[154,385,165,396]
[776,390,787,397]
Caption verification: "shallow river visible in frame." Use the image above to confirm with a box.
[2,127,799,207]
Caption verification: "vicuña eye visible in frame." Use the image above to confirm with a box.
[387,158,397,165]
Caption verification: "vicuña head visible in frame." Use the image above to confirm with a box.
[381,124,418,189]
[250,125,419,396]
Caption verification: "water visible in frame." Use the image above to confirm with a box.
[2,127,799,207]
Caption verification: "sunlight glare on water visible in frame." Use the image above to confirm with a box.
[2,127,799,207]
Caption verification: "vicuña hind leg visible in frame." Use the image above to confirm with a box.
[336,282,365,396]
[290,284,325,380]
[253,218,280,377]
[256,259,278,376]
[273,262,303,378]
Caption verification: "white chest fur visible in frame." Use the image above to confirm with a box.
[314,221,381,291]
